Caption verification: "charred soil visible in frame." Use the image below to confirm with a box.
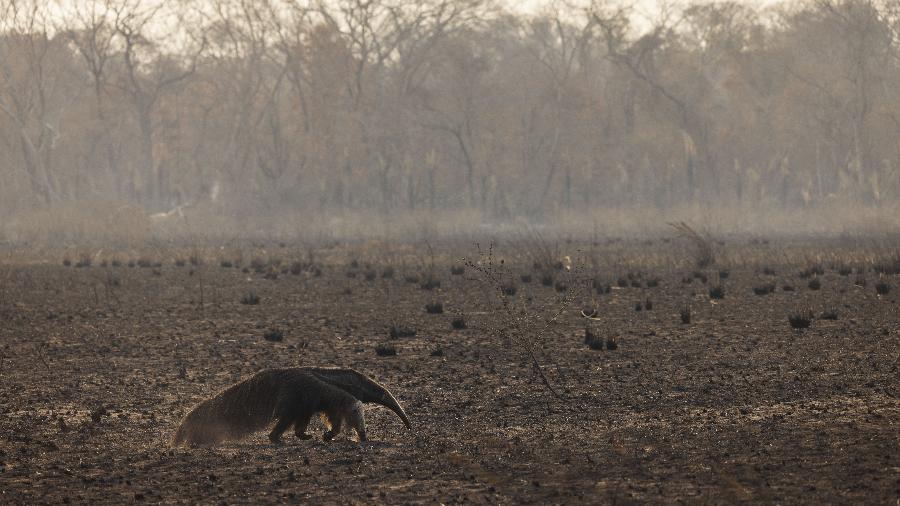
[0,238,897,503]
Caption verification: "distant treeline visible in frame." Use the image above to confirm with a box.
[1,0,899,220]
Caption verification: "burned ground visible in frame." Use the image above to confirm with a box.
[0,237,897,503]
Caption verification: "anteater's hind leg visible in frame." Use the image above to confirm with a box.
[293,412,313,440]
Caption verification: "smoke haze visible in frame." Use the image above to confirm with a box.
[2,0,899,244]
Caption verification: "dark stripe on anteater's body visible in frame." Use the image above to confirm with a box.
[299,367,412,429]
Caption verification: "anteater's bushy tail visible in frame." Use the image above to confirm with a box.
[172,371,281,446]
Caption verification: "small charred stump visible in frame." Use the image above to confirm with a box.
[788,312,813,330]
[240,292,260,305]
[263,330,284,342]
[584,324,603,350]
[375,344,397,357]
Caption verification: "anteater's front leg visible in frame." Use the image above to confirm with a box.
[270,392,301,444]
[322,413,342,442]
[348,404,367,442]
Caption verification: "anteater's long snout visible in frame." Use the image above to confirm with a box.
[380,391,412,429]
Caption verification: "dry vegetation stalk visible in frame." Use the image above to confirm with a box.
[465,243,586,400]
[669,221,715,268]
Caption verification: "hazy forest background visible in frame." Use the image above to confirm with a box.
[2,0,900,243]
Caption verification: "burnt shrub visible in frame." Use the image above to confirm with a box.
[634,302,643,311]
[680,308,691,324]
[240,292,260,305]
[789,312,813,330]
[221,260,234,269]
[807,278,821,290]
[644,299,653,310]
[718,270,730,279]
[63,258,72,267]
[375,344,397,357]
[820,308,839,320]
[136,258,152,268]
[837,265,852,276]
[605,336,618,350]
[389,325,417,339]
[382,266,395,279]
[363,270,377,282]
[502,285,518,296]
[799,264,824,278]
[854,276,867,287]
[616,277,629,288]
[762,266,776,276]
[174,259,186,267]
[709,286,725,299]
[541,274,555,287]
[520,274,533,283]
[873,254,900,275]
[554,281,568,293]
[250,258,267,272]
[681,276,692,284]
[450,266,465,276]
[594,282,611,294]
[646,278,660,288]
[425,302,444,314]
[430,348,444,357]
[404,274,420,284]
[451,317,467,330]
[753,284,775,296]
[263,329,284,342]
[420,276,441,290]
[875,282,891,295]
[782,284,795,292]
